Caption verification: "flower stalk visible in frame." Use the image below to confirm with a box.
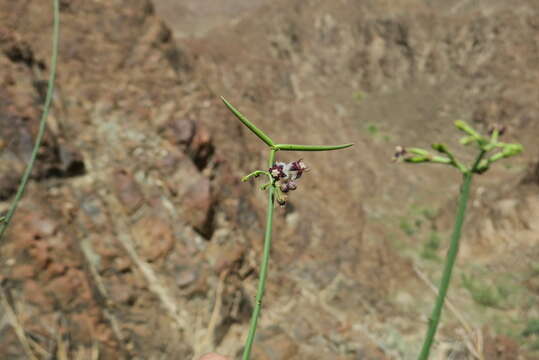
[395,121,522,360]
[222,97,352,360]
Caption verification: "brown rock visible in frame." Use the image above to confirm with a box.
[46,268,92,308]
[70,308,114,345]
[112,256,132,272]
[10,264,34,279]
[251,327,299,360]
[132,215,175,261]
[112,169,145,214]
[213,241,245,274]
[181,176,213,236]
[28,240,51,270]
[483,332,520,360]
[161,118,196,146]
[43,262,68,280]
[23,280,53,310]
[176,269,198,288]
[189,122,214,169]
[108,280,135,305]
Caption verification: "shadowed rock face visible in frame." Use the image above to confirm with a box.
[0,0,537,358]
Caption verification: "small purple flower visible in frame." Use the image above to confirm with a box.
[288,159,308,180]
[269,163,286,180]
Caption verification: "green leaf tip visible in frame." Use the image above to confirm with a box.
[454,120,482,139]
[221,96,275,147]
[502,143,523,157]
[275,143,354,152]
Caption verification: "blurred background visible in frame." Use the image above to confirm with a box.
[0,0,538,358]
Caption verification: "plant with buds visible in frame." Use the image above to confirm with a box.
[222,97,352,360]
[395,120,522,360]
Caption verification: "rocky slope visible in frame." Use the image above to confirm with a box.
[0,0,537,359]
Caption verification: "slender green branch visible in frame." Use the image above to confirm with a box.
[0,0,60,241]
[431,144,467,172]
[242,170,271,183]
[275,143,354,151]
[221,97,275,147]
[242,148,277,360]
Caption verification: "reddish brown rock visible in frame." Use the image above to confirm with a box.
[132,215,175,261]
[112,169,145,214]
[23,280,53,310]
[43,262,68,280]
[181,176,213,236]
[46,268,92,308]
[212,241,245,274]
[484,333,520,360]
[10,264,34,279]
[27,240,51,270]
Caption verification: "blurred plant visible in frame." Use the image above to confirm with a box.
[461,273,510,309]
[523,319,539,337]
[394,121,523,360]
[0,0,59,242]
[221,97,352,360]
[420,231,441,261]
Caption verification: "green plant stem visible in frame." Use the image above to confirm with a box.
[0,0,60,242]
[417,173,472,359]
[242,149,276,360]
[417,151,485,360]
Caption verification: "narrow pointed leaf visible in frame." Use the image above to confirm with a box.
[275,143,354,151]
[221,97,274,147]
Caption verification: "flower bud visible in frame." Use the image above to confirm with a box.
[488,124,507,137]
[393,146,406,161]
[287,181,297,191]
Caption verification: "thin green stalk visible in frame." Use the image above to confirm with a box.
[275,143,353,151]
[0,0,60,241]
[242,170,271,183]
[416,173,471,359]
[242,149,276,360]
[417,151,485,360]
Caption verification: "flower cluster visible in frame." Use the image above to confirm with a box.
[268,159,308,206]
[393,121,522,175]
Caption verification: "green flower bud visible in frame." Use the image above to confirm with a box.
[431,143,449,153]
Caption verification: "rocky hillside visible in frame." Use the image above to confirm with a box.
[0,0,537,359]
